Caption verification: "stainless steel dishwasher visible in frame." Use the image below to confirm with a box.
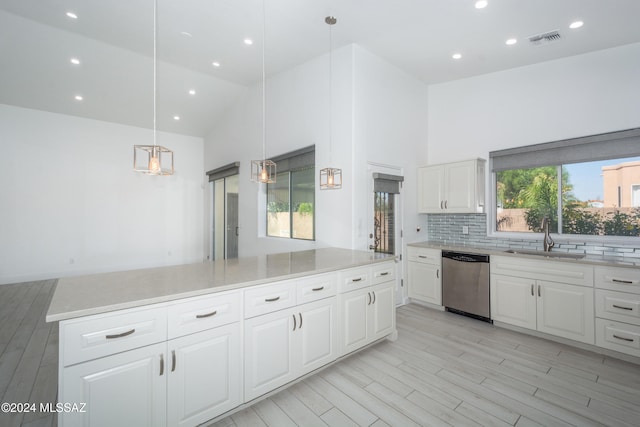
[442,251,491,322]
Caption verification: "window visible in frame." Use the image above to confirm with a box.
[266,146,315,240]
[492,128,640,237]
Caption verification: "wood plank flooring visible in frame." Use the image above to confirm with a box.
[1,280,640,427]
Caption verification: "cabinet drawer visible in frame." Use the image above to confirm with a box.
[61,306,167,367]
[338,267,370,293]
[595,318,640,357]
[168,290,241,339]
[595,266,640,294]
[244,280,297,318]
[297,273,337,304]
[596,289,640,326]
[407,247,441,264]
[491,255,593,287]
[372,262,396,285]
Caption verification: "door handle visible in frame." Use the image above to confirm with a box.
[159,354,164,376]
[531,284,534,296]
[171,350,176,372]
[436,269,439,279]
[372,291,376,304]
[299,313,303,329]
[538,284,541,297]
[235,226,239,236]
[292,314,297,331]
[367,292,372,305]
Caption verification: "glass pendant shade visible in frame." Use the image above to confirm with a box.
[320,167,342,189]
[133,145,174,175]
[251,159,276,183]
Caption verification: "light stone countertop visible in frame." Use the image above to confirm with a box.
[46,248,395,322]
[408,241,640,269]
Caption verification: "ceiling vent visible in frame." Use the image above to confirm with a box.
[528,30,562,46]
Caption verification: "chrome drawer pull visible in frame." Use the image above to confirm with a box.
[106,328,135,339]
[312,287,324,291]
[380,272,389,276]
[418,255,428,259]
[265,296,280,302]
[160,354,164,376]
[613,334,634,342]
[612,278,633,284]
[352,278,363,282]
[171,350,176,372]
[612,305,633,311]
[196,310,218,319]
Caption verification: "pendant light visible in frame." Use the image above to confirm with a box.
[251,0,276,183]
[319,16,342,190]
[133,0,174,176]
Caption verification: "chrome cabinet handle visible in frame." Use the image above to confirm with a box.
[106,328,135,339]
[444,200,448,209]
[440,201,443,209]
[160,354,164,376]
[299,313,303,329]
[367,292,372,305]
[531,284,534,296]
[612,278,633,284]
[265,296,280,302]
[612,304,633,311]
[538,285,541,297]
[372,291,376,304]
[352,277,363,282]
[613,334,634,342]
[196,310,217,319]
[380,272,389,276]
[293,314,297,331]
[436,269,440,279]
[418,255,427,259]
[171,350,176,372]
[312,286,324,291]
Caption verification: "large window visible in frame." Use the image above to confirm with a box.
[266,146,315,240]
[492,128,640,237]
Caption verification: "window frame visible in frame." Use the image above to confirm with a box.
[488,128,640,243]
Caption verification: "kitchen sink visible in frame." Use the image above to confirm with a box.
[503,249,586,259]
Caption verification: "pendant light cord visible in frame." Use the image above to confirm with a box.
[326,17,336,165]
[153,0,157,147]
[262,0,266,162]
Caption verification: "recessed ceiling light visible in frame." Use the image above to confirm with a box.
[244,38,253,45]
[506,38,518,46]
[70,58,80,65]
[188,89,196,95]
[212,61,221,68]
[173,116,181,121]
[475,1,488,9]
[74,95,83,101]
[180,31,193,37]
[66,11,78,19]
[569,21,584,29]
[452,53,462,60]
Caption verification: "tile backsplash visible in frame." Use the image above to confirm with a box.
[426,213,640,259]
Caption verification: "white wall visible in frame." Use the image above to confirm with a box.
[352,45,429,250]
[0,105,205,284]
[203,44,430,258]
[203,45,355,258]
[427,42,640,164]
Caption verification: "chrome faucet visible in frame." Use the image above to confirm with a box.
[542,217,555,252]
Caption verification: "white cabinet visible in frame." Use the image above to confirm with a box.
[62,342,167,427]
[417,158,485,213]
[594,266,640,357]
[167,323,241,427]
[490,255,594,344]
[244,297,337,401]
[338,262,396,356]
[407,247,441,305]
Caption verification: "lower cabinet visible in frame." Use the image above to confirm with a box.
[62,342,167,427]
[61,324,241,427]
[407,247,442,305]
[339,282,395,356]
[491,274,594,344]
[244,297,337,402]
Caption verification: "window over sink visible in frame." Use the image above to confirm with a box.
[491,128,640,238]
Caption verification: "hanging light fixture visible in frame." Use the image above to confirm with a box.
[320,16,342,190]
[133,0,174,176]
[251,0,276,183]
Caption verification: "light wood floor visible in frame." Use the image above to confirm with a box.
[2,281,640,427]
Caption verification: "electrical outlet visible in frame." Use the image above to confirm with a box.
[462,226,469,235]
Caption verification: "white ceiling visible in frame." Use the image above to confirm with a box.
[1,0,640,137]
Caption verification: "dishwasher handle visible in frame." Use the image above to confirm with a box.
[442,251,489,263]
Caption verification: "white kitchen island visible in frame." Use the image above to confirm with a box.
[46,248,397,427]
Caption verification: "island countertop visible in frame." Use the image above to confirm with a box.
[46,248,394,322]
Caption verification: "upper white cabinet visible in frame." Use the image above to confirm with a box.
[417,158,486,213]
